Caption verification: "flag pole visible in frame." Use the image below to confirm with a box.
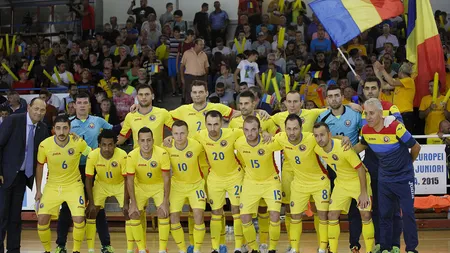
[337,47,357,76]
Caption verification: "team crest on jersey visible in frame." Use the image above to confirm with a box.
[282,192,286,197]
[40,203,44,208]
[111,161,118,167]
[332,154,339,161]
[345,120,351,127]
[89,123,95,129]
[209,199,214,205]
[186,151,193,158]
[149,115,156,121]
[220,140,228,147]
[150,161,158,167]
[258,149,265,156]
[290,201,294,207]
[383,136,390,143]
[239,203,243,209]
[299,144,306,151]
[68,148,75,155]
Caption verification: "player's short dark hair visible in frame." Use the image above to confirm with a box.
[313,122,330,132]
[205,110,223,121]
[172,120,189,130]
[285,114,302,128]
[192,80,207,90]
[248,86,262,99]
[209,96,220,103]
[243,115,260,129]
[54,115,70,127]
[216,82,225,89]
[326,84,341,95]
[136,84,153,93]
[364,77,381,89]
[98,129,118,144]
[138,127,153,138]
[239,90,255,101]
[75,92,90,102]
[286,90,301,98]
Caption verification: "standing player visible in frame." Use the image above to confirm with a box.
[56,92,115,253]
[313,122,374,253]
[85,130,130,253]
[316,85,363,253]
[35,116,91,253]
[118,84,174,148]
[273,114,330,253]
[127,127,171,253]
[355,98,420,253]
[234,116,283,253]
[361,77,403,252]
[195,111,245,253]
[164,120,208,253]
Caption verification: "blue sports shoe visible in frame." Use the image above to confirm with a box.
[187,245,194,253]
[220,244,228,253]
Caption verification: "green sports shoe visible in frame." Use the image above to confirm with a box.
[54,246,67,253]
[391,246,400,253]
[373,244,381,253]
[101,245,115,253]
[381,250,390,253]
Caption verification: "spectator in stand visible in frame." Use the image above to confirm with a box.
[419,81,448,135]
[110,36,131,56]
[376,23,399,54]
[52,61,74,87]
[160,2,174,26]
[5,90,27,114]
[148,13,162,32]
[180,38,209,104]
[103,23,120,44]
[96,98,120,125]
[252,32,271,65]
[66,101,76,116]
[172,10,189,36]
[125,19,139,41]
[216,62,235,91]
[142,49,165,103]
[307,13,320,41]
[256,14,275,35]
[212,38,232,57]
[209,1,229,48]
[234,50,262,89]
[155,35,170,63]
[264,63,283,95]
[234,15,249,37]
[232,30,252,54]
[80,43,91,68]
[72,0,95,40]
[40,38,52,57]
[78,69,94,93]
[111,83,135,121]
[0,62,14,88]
[249,86,274,114]
[127,56,140,83]
[127,0,156,30]
[148,21,162,49]
[238,0,261,26]
[12,70,33,95]
[61,84,79,112]
[348,36,367,56]
[89,52,102,74]
[0,106,10,125]
[131,68,151,88]
[347,58,366,91]
[38,90,58,131]
[310,28,331,54]
[98,68,118,98]
[119,75,137,97]
[110,16,120,31]
[209,82,235,108]
[194,3,211,45]
[114,46,132,71]
[168,26,183,96]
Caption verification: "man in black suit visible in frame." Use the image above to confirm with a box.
[0,98,49,253]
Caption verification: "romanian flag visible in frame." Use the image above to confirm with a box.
[310,71,322,79]
[151,64,160,73]
[406,0,446,106]
[309,0,403,47]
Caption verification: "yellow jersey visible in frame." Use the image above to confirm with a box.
[228,113,278,134]
[314,139,363,184]
[126,146,171,185]
[299,83,323,107]
[272,109,326,132]
[194,128,244,178]
[380,90,394,103]
[170,103,233,137]
[419,95,446,135]
[426,133,443,145]
[234,135,282,181]
[120,107,174,148]
[37,136,90,186]
[164,138,207,184]
[98,77,118,98]
[85,147,128,185]
[393,77,415,113]
[274,132,327,183]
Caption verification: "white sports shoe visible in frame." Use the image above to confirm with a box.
[259,244,269,253]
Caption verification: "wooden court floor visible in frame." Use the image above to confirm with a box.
[17,230,450,253]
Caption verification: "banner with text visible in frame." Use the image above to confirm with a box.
[414,145,447,194]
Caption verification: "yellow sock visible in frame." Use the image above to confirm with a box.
[289,218,302,252]
[194,223,206,251]
[72,221,86,252]
[242,221,258,250]
[362,219,375,253]
[158,218,170,251]
[269,220,281,251]
[233,214,244,249]
[318,219,328,251]
[140,211,147,248]
[86,219,96,250]
[210,214,223,250]
[130,219,145,250]
[328,220,340,253]
[125,220,135,251]
[314,214,320,248]
[285,212,291,240]
[171,223,186,251]
[37,223,52,252]
[220,214,226,245]
[188,212,194,245]
[258,212,269,245]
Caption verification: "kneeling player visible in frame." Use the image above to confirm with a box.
[84,129,130,253]
[35,116,91,253]
[127,127,171,253]
[313,122,374,253]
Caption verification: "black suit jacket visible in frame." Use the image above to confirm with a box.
[0,113,49,189]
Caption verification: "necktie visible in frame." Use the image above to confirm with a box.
[25,124,35,178]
